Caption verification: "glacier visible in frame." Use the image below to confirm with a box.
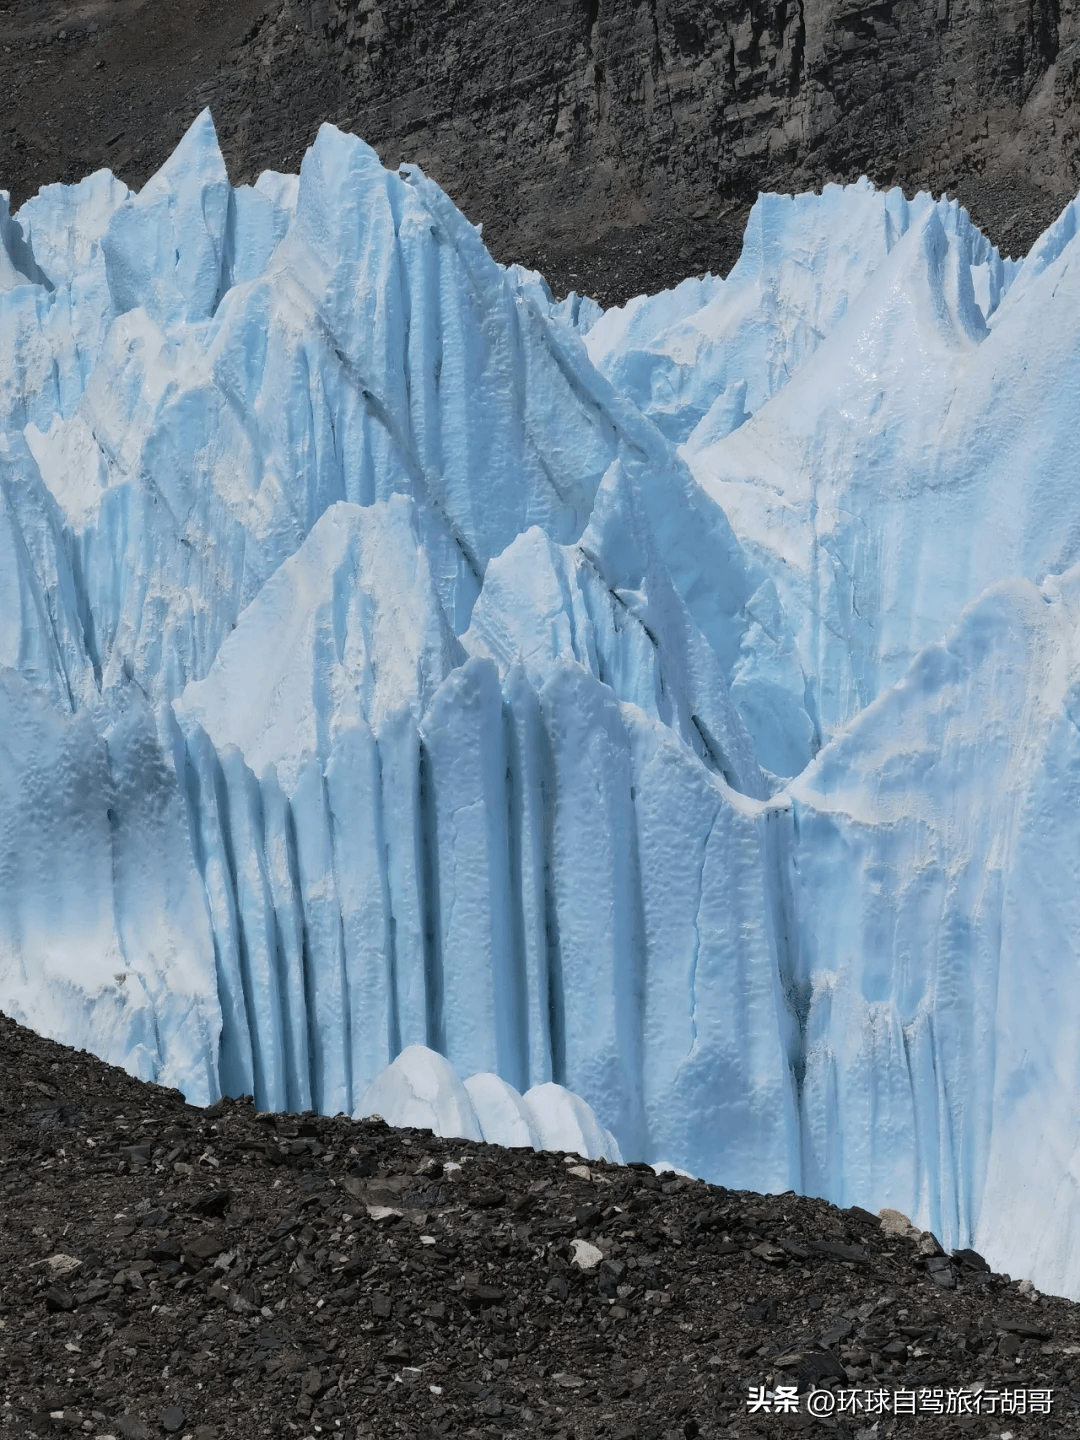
[4,108,1080,1296]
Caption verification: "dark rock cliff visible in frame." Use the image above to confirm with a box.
[1,0,1078,303]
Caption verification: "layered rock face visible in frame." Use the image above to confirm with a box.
[2,0,1079,302]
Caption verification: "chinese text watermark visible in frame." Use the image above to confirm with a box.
[746,1384,1053,1416]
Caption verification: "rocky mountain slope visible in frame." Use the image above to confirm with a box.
[2,0,1078,305]
[2,1010,1079,1440]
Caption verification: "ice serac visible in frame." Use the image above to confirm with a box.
[22,113,801,1130]
[585,180,1011,449]
[169,488,794,1162]
[780,566,1080,1297]
[102,109,232,325]
[462,458,766,799]
[503,263,604,338]
[7,113,1080,1297]
[172,497,463,1114]
[2,110,809,765]
[681,189,1078,743]
[175,497,462,795]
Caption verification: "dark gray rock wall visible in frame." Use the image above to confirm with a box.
[1,0,1079,302]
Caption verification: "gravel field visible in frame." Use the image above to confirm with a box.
[2,1012,1078,1440]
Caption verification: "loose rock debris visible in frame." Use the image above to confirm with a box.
[1,1011,1078,1439]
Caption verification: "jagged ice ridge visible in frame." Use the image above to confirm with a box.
[3,110,1080,1296]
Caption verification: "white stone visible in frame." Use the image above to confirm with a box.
[570,1239,604,1271]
